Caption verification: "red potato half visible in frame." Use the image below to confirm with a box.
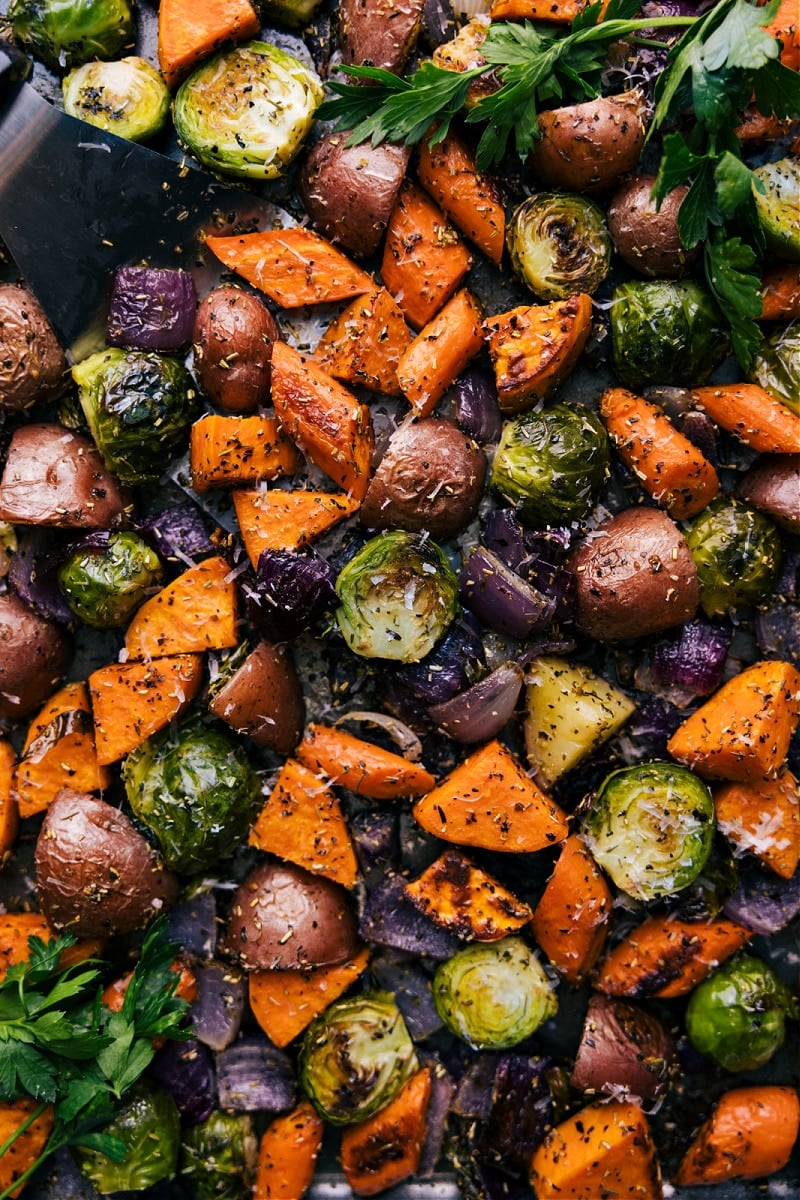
[0,283,67,413]
[192,286,281,414]
[339,0,426,73]
[736,455,800,533]
[571,994,675,1104]
[0,593,72,721]
[207,640,305,755]
[608,175,700,278]
[531,91,648,194]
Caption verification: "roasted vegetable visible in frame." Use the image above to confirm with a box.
[180,1111,257,1200]
[9,0,134,71]
[192,286,281,414]
[684,498,784,617]
[62,56,170,140]
[752,157,800,261]
[75,1087,180,1193]
[750,325,800,414]
[57,531,163,629]
[607,175,698,278]
[530,91,647,194]
[685,954,797,1071]
[610,279,729,389]
[507,192,611,300]
[0,592,71,721]
[0,283,67,412]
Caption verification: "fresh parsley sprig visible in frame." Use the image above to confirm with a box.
[0,918,190,1200]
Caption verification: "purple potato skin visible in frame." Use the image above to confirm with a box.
[0,593,72,720]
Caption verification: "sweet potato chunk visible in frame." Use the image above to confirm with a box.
[233,488,359,564]
[403,848,532,941]
[483,295,593,414]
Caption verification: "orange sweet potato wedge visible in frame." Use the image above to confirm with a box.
[714,769,800,880]
[0,1097,55,1199]
[14,681,109,819]
[249,948,370,1047]
[531,834,613,985]
[313,288,412,396]
[403,848,533,941]
[157,0,261,88]
[341,1066,432,1196]
[89,654,204,765]
[0,740,19,861]
[396,288,485,418]
[125,556,238,660]
[190,414,301,493]
[483,294,593,414]
[530,1100,661,1200]
[233,487,359,565]
[254,1100,324,1200]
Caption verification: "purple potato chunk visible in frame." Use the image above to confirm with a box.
[191,960,246,1052]
[107,267,197,351]
[137,503,215,565]
[371,950,443,1040]
[216,1038,295,1113]
[149,1038,216,1124]
[360,876,460,960]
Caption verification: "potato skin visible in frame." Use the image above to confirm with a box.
[298,133,411,258]
[339,0,426,73]
[571,994,675,1103]
[223,860,360,970]
[737,455,800,534]
[608,175,700,278]
[34,790,179,937]
[0,284,67,413]
[207,640,305,754]
[0,593,71,720]
[360,417,486,539]
[531,91,647,194]
[568,506,699,641]
[192,286,281,414]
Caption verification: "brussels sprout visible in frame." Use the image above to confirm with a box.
[173,42,323,180]
[685,954,797,1071]
[62,56,170,142]
[610,280,729,389]
[122,721,262,875]
[75,1087,180,1193]
[9,0,134,72]
[335,530,459,663]
[750,325,800,416]
[433,937,557,1050]
[490,403,610,526]
[581,762,715,901]
[684,498,784,617]
[299,992,418,1124]
[507,193,611,301]
[752,158,800,262]
[181,1111,257,1200]
[71,347,198,484]
[57,531,163,629]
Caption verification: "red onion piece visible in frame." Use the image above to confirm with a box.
[395,617,485,705]
[8,529,75,625]
[460,546,556,640]
[246,549,338,641]
[137,503,215,564]
[482,508,528,572]
[451,367,503,445]
[428,662,523,744]
[649,619,731,696]
[149,1038,216,1125]
[107,267,197,351]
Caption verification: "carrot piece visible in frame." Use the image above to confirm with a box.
[313,288,412,396]
[666,660,800,783]
[530,1099,662,1200]
[206,228,374,309]
[270,341,374,500]
[253,1099,325,1200]
[531,834,613,986]
[413,738,569,853]
[691,383,800,454]
[595,914,752,999]
[124,556,238,660]
[340,1066,433,1197]
[14,682,109,819]
[490,0,583,20]
[759,262,800,321]
[599,386,719,519]
[0,913,51,982]
[89,654,203,765]
[483,295,593,414]
[417,128,505,265]
[675,1085,800,1186]
[403,848,533,941]
[380,181,473,330]
[248,948,370,1047]
[0,1098,55,1199]
[103,959,197,1012]
[157,0,260,88]
[296,723,436,799]
[763,0,800,71]
[189,414,301,494]
[714,768,800,880]
[0,739,19,860]
[396,288,485,418]
[233,488,359,565]
[249,758,359,888]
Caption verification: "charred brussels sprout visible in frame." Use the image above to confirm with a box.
[507,193,611,301]
[490,403,609,526]
[750,326,800,415]
[752,158,800,261]
[174,42,323,180]
[72,347,197,484]
[75,1087,180,1193]
[684,498,784,617]
[57,531,163,628]
[181,1112,257,1200]
[433,937,557,1050]
[685,954,797,1071]
[581,762,714,901]
[299,992,418,1124]
[122,722,261,875]
[335,531,459,662]
[610,280,729,389]
[62,56,170,141]
[9,0,134,72]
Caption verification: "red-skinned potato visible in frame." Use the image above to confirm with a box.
[571,994,676,1104]
[736,455,800,533]
[360,417,487,539]
[568,506,699,641]
[34,790,179,937]
[222,859,360,970]
[0,593,71,720]
[531,91,647,194]
[299,134,411,259]
[608,175,700,278]
[0,423,131,528]
[207,640,305,754]
[192,286,281,414]
[0,284,68,413]
[339,0,426,73]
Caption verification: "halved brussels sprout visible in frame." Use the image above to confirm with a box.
[433,937,557,1050]
[72,347,198,484]
[507,193,611,301]
[685,954,797,1071]
[57,531,163,629]
[335,530,459,662]
[684,498,784,617]
[299,992,418,1125]
[9,0,134,72]
[62,56,170,142]
[181,1111,257,1200]
[490,403,610,526]
[752,158,800,261]
[173,41,324,180]
[749,325,800,415]
[581,762,715,901]
[75,1087,180,1193]
[610,280,729,389]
